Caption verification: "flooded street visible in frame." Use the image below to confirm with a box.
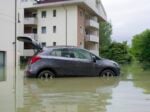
[16,65,150,112]
[1,65,150,112]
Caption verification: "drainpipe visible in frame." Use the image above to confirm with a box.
[14,0,17,111]
[15,0,17,77]
[63,5,68,46]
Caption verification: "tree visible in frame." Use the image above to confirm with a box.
[99,22,132,64]
[99,21,112,57]
[131,29,150,69]
[103,42,132,64]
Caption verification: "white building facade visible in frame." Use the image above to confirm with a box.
[0,1,16,112]
[17,0,107,58]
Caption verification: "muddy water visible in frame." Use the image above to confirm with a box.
[1,65,150,112]
[16,65,150,112]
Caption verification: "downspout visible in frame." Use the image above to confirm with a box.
[14,0,17,82]
[63,5,68,46]
[14,0,17,111]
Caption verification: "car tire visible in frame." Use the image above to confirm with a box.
[100,69,116,77]
[38,70,55,79]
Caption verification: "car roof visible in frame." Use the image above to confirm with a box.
[44,46,78,49]
[42,46,87,53]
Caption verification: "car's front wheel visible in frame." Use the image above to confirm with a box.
[38,70,54,79]
[100,69,116,77]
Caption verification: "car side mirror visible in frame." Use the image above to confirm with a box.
[92,56,96,63]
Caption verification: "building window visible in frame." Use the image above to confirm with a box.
[0,51,5,81]
[53,26,56,33]
[53,10,56,17]
[32,28,37,34]
[32,13,37,18]
[41,26,46,34]
[80,11,83,16]
[41,11,46,18]
[24,43,33,49]
[41,42,46,47]
[53,42,56,46]
[80,26,84,34]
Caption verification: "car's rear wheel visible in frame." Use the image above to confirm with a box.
[38,70,54,79]
[100,69,116,77]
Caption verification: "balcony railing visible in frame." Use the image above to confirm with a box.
[24,33,38,41]
[24,17,37,25]
[85,34,99,43]
[23,50,34,56]
[86,19,99,30]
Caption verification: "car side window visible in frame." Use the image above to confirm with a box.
[50,49,71,58]
[50,49,62,57]
[61,49,70,58]
[71,49,92,60]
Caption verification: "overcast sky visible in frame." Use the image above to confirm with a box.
[102,0,150,44]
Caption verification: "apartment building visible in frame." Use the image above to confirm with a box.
[17,0,107,59]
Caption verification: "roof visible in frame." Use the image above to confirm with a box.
[32,0,107,21]
[37,0,68,4]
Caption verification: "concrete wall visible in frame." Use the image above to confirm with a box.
[0,0,15,112]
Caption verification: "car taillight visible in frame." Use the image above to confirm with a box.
[30,56,41,64]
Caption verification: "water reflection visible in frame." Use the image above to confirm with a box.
[1,64,150,112]
[17,77,119,112]
[129,65,150,94]
[15,64,150,112]
[107,81,150,112]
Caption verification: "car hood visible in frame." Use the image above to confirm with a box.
[97,58,119,67]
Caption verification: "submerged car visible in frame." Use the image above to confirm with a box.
[18,37,120,79]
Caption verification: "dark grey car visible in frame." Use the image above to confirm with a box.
[18,37,120,79]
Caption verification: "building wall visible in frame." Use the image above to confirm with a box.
[0,0,15,112]
[77,7,85,48]
[0,1,15,68]
[37,5,78,46]
[84,0,107,20]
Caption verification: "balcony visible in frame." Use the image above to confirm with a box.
[23,50,34,56]
[24,33,38,41]
[24,17,37,25]
[86,19,99,30]
[85,34,99,43]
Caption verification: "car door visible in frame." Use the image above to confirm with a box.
[49,48,79,76]
[69,48,95,76]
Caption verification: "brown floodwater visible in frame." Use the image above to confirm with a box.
[0,65,150,112]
